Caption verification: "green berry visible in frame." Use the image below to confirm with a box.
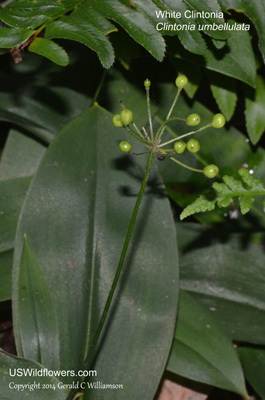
[174,141,186,154]
[203,164,219,178]
[120,109,133,126]
[186,113,201,127]
[144,79,151,88]
[187,138,200,153]
[112,114,123,127]
[212,113,226,128]
[119,141,131,153]
[175,75,188,89]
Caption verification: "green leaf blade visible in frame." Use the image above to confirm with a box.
[168,291,248,397]
[0,350,68,399]
[18,236,60,370]
[12,106,179,397]
[28,37,69,66]
[245,76,265,145]
[45,19,115,69]
[0,27,33,48]
[180,195,216,220]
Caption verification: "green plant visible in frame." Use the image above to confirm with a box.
[1,1,265,400]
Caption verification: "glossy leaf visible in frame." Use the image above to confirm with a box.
[208,71,238,121]
[238,347,265,399]
[168,290,247,397]
[178,223,265,344]
[28,38,69,67]
[86,0,166,61]
[184,0,230,40]
[0,27,34,48]
[0,0,78,29]
[45,18,115,69]
[0,350,68,399]
[12,106,178,397]
[245,75,265,145]
[18,236,60,370]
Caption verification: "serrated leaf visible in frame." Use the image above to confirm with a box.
[239,195,254,214]
[245,75,265,145]
[173,19,256,87]
[219,0,265,64]
[28,37,69,66]
[168,291,247,397]
[18,236,60,370]
[222,175,246,192]
[181,169,265,220]
[45,18,115,69]
[183,0,230,40]
[180,195,215,220]
[208,71,237,121]
[0,27,33,48]
[238,168,265,191]
[86,0,166,61]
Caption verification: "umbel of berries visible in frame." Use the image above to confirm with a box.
[112,75,226,178]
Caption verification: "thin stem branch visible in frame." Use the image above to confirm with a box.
[146,88,154,141]
[170,157,204,173]
[66,153,154,400]
[159,124,211,148]
[91,70,107,106]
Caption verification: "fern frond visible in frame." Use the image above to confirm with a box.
[180,169,265,220]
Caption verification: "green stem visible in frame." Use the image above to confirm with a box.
[66,153,154,400]
[170,156,204,173]
[159,124,211,148]
[146,87,154,141]
[156,116,186,142]
[91,70,107,106]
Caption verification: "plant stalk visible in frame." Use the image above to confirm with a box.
[67,152,154,400]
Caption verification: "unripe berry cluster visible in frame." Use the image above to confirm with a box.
[111,76,225,180]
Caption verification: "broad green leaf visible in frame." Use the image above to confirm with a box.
[184,0,230,40]
[168,291,247,397]
[0,178,31,301]
[13,106,178,398]
[0,350,68,399]
[0,249,13,302]
[245,75,265,145]
[219,0,265,63]
[0,129,46,180]
[0,77,90,142]
[173,20,256,87]
[45,18,114,69]
[208,71,238,121]
[238,347,265,399]
[18,236,60,370]
[0,27,34,48]
[0,0,78,29]
[86,0,166,61]
[28,38,69,67]
[0,177,31,253]
[179,223,265,344]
